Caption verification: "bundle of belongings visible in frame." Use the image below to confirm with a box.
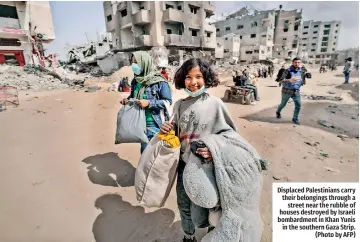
[183,132,268,242]
[115,99,148,144]
[135,129,181,208]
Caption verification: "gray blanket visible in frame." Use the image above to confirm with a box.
[197,130,264,242]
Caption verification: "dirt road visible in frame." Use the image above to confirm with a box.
[0,68,358,242]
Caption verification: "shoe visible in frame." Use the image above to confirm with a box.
[276,111,281,119]
[292,119,300,125]
[207,226,215,233]
[183,236,197,242]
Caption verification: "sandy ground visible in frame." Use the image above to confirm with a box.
[0,68,358,242]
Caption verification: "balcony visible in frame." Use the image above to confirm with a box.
[204,23,216,33]
[163,8,184,23]
[0,17,20,30]
[132,10,151,25]
[119,14,132,29]
[134,35,151,46]
[164,34,200,47]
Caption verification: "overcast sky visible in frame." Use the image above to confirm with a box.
[47,1,359,59]
[212,1,359,50]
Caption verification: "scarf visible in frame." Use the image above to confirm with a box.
[132,51,167,99]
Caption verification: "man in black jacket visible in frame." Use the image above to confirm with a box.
[275,65,286,87]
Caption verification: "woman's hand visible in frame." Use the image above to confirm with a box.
[196,147,212,161]
[136,99,150,108]
[120,98,128,105]
[160,121,174,134]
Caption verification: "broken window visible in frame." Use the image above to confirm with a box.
[179,30,183,35]
[302,38,307,40]
[334,36,337,39]
[316,55,321,58]
[314,25,318,28]
[284,20,289,24]
[283,29,288,32]
[0,4,18,19]
[106,15,112,22]
[295,17,300,21]
[254,50,259,54]
[321,48,327,52]
[225,27,230,31]
[237,25,243,29]
[312,43,316,46]
[261,34,266,38]
[278,52,281,56]
[225,37,228,40]
[292,44,297,48]
[333,42,336,45]
[332,48,335,51]
[251,22,257,27]
[313,37,317,39]
[166,4,174,9]
[303,26,309,29]
[313,31,318,34]
[189,5,199,14]
[323,29,330,35]
[240,36,242,39]
[177,6,182,10]
[167,29,172,34]
[322,37,329,41]
[336,24,339,27]
[335,30,338,33]
[216,28,219,32]
[294,25,299,31]
[245,51,253,54]
[250,34,256,38]
[192,29,197,37]
[303,32,308,35]
[324,24,331,28]
[321,42,328,46]
[224,49,229,53]
[302,44,306,46]
[121,9,127,17]
[206,32,211,38]
[311,49,316,52]
[0,38,21,46]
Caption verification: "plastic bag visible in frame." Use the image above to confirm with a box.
[115,99,149,144]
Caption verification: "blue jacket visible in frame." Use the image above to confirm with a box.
[282,66,302,90]
[127,79,172,128]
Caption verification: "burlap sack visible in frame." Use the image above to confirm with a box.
[135,135,180,208]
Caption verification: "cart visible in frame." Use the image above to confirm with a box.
[223,85,254,105]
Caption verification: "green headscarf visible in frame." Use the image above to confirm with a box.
[132,51,167,99]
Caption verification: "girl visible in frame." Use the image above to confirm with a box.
[120,51,172,153]
[160,59,235,242]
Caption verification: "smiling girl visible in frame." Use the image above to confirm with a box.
[160,58,237,242]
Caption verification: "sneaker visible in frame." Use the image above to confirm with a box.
[276,111,281,119]
[292,119,300,125]
[183,236,197,242]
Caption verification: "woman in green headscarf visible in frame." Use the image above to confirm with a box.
[120,51,173,153]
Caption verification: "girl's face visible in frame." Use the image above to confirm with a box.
[131,56,137,64]
[185,67,205,92]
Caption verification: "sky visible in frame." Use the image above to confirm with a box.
[46,1,359,60]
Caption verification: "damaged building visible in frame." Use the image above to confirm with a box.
[272,7,302,60]
[298,20,341,64]
[0,1,55,66]
[215,7,275,63]
[103,1,217,65]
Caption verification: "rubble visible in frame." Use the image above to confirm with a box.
[303,94,343,101]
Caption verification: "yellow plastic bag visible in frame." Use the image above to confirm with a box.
[157,130,180,148]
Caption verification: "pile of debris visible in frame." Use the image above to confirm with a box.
[303,94,343,101]
[0,64,89,92]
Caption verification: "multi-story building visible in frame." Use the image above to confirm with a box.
[221,33,240,61]
[298,20,341,64]
[103,1,216,52]
[273,8,302,59]
[0,1,55,65]
[215,9,275,63]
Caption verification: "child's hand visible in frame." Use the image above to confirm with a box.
[136,99,150,108]
[196,147,212,161]
[160,121,174,134]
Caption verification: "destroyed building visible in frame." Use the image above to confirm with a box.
[220,33,240,62]
[299,20,341,64]
[103,1,217,65]
[215,7,275,63]
[272,7,302,60]
[0,1,55,66]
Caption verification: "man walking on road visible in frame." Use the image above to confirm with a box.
[276,57,303,125]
